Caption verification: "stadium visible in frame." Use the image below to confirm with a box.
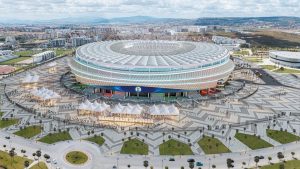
[269,51,300,68]
[69,40,235,99]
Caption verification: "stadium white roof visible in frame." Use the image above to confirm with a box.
[76,40,229,70]
[270,51,300,60]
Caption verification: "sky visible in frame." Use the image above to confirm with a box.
[0,0,299,21]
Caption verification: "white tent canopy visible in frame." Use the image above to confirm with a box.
[149,104,179,116]
[78,100,110,112]
[111,103,143,115]
[22,73,39,83]
[31,87,60,100]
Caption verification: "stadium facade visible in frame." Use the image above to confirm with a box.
[69,40,234,99]
[269,51,300,68]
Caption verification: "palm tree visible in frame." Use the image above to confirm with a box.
[127,164,131,168]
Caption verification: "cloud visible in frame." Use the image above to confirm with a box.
[0,0,299,20]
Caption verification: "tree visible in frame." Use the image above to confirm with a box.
[226,158,234,169]
[9,149,15,166]
[36,150,42,165]
[212,164,216,168]
[277,152,284,162]
[268,157,272,164]
[24,160,30,169]
[143,160,149,168]
[189,162,194,169]
[127,164,131,168]
[254,156,260,168]
[291,152,295,159]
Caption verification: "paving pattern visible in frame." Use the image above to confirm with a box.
[1,56,300,158]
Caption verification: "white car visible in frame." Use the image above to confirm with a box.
[52,158,57,164]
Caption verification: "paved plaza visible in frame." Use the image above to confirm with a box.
[1,56,300,169]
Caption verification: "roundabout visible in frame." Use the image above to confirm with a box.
[65,151,89,165]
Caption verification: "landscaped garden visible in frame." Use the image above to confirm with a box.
[85,135,105,146]
[30,162,48,169]
[14,125,42,138]
[65,151,88,165]
[266,129,300,144]
[0,118,19,129]
[260,160,300,169]
[261,65,277,70]
[120,138,148,155]
[235,133,273,150]
[0,57,31,65]
[0,150,32,169]
[159,139,193,155]
[198,136,231,154]
[38,131,72,144]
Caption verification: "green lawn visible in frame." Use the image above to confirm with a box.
[0,112,3,117]
[159,139,193,155]
[30,162,48,169]
[198,136,231,154]
[233,50,250,56]
[267,129,300,144]
[66,151,88,165]
[0,57,31,64]
[120,139,148,155]
[13,50,38,57]
[14,125,42,139]
[0,150,33,169]
[273,68,300,74]
[0,118,19,129]
[38,131,72,144]
[54,49,74,56]
[85,135,105,146]
[260,160,300,169]
[235,133,273,150]
[261,65,278,70]
[244,57,263,63]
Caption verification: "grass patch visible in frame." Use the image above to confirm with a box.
[38,131,72,144]
[14,125,42,139]
[198,136,231,154]
[0,118,19,129]
[159,139,193,155]
[0,150,32,169]
[30,162,48,169]
[85,135,105,146]
[0,57,31,64]
[260,160,300,169]
[54,49,74,56]
[244,57,263,63]
[261,65,278,70]
[13,50,38,57]
[120,139,148,155]
[267,129,300,144]
[65,151,88,165]
[273,68,300,74]
[235,133,273,150]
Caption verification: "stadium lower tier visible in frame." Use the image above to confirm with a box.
[79,85,222,100]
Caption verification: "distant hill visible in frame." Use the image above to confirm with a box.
[0,16,193,25]
[195,16,300,26]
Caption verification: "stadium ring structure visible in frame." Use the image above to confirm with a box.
[269,51,300,68]
[69,40,235,99]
